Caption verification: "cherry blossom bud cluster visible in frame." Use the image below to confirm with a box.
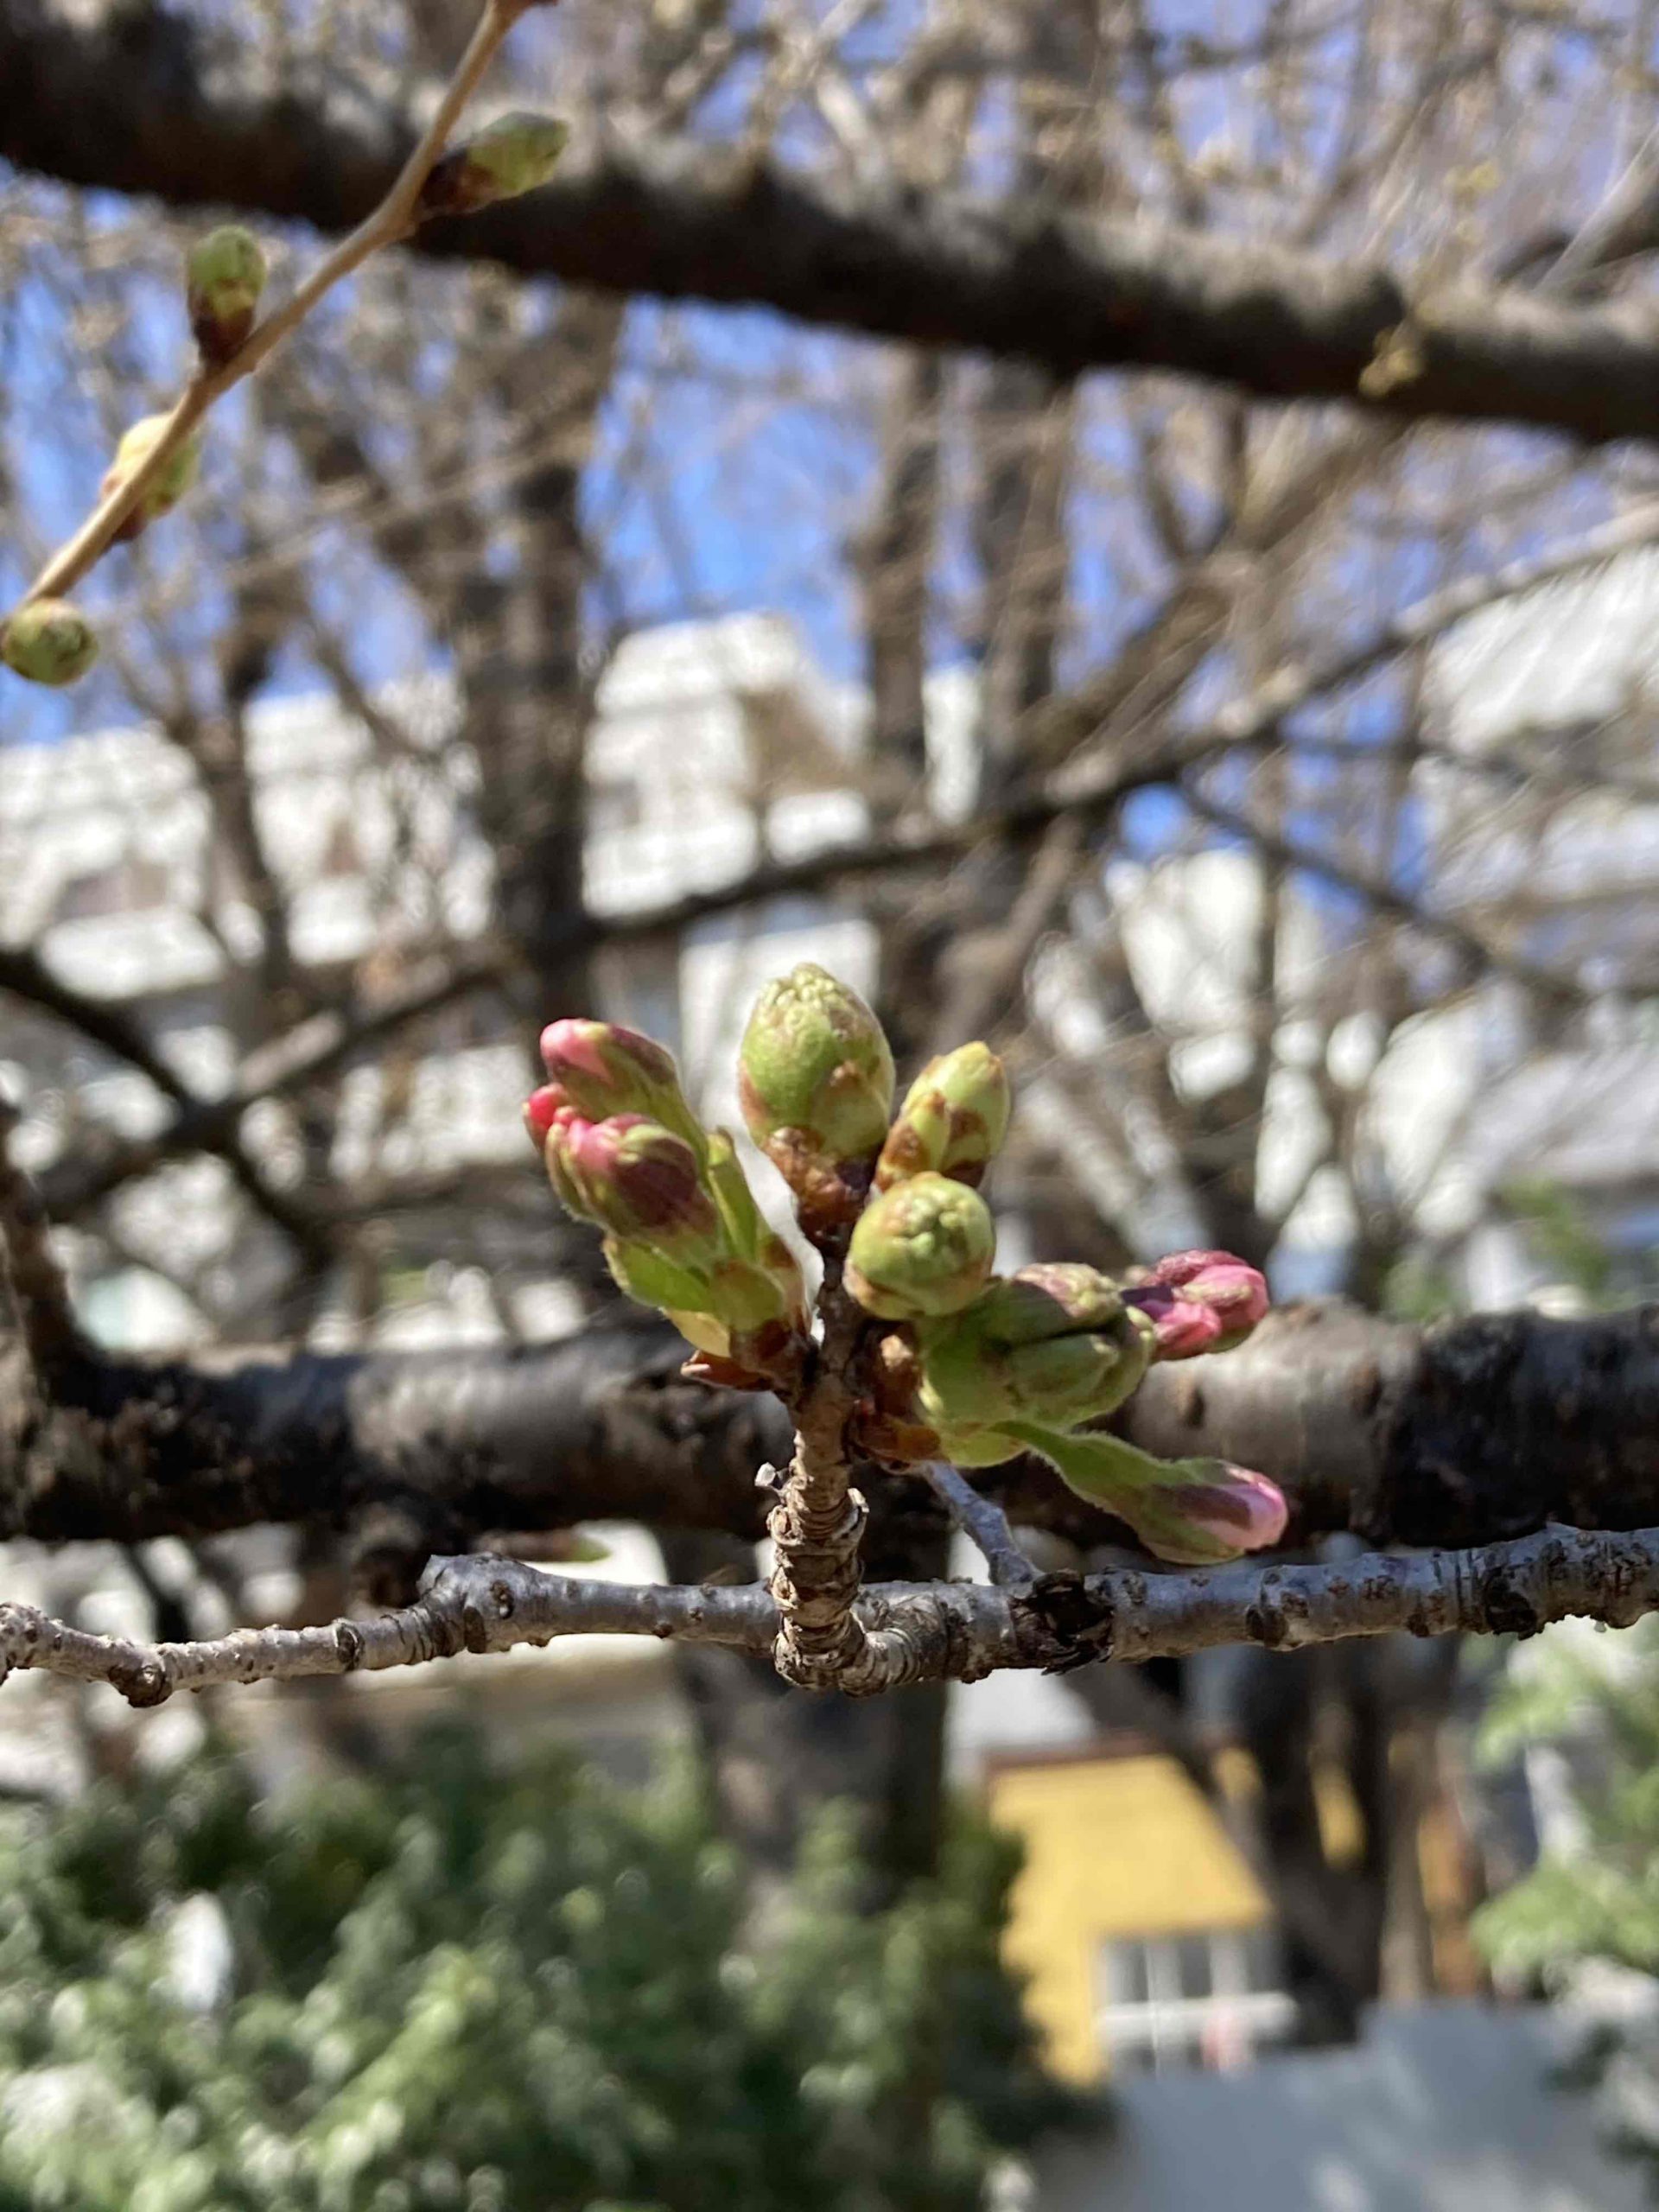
[528,965,1287,1564]
[529,1020,806,1385]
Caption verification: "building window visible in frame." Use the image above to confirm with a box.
[1094,1928,1295,2075]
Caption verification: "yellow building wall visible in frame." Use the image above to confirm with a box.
[988,1754,1271,2084]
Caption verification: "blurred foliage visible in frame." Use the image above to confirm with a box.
[1497,1179,1618,1309]
[1381,1253,1460,1323]
[1472,1616,1659,2189]
[1471,1180,1641,1983]
[0,1727,1078,2211]
[1475,1616,1659,1981]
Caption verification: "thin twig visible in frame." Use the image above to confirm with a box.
[924,1462,1039,1591]
[13,0,529,615]
[9,1523,1659,1706]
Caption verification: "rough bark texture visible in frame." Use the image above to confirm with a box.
[10,1522,1659,1706]
[2,1300,1656,1556]
[1118,1301,1659,1548]
[10,0,1659,442]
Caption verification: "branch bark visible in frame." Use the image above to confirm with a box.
[10,0,1659,442]
[3,1300,1656,1557]
[10,1522,1659,1707]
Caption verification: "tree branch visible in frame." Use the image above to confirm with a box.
[10,1522,1659,1707]
[0,1100,85,1373]
[35,946,512,1219]
[924,1461,1038,1591]
[11,0,530,614]
[0,946,335,1259]
[10,0,1659,441]
[3,1301,1656,1558]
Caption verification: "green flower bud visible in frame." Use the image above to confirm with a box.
[0,600,99,687]
[603,1235,720,1317]
[186,226,267,362]
[875,1042,1012,1191]
[704,1129,810,1330]
[738,966,894,1226]
[604,1241,802,1387]
[705,1254,803,1332]
[419,112,570,219]
[846,1172,995,1320]
[1001,1420,1288,1564]
[703,1128,765,1260]
[916,1265,1153,1438]
[101,416,203,541]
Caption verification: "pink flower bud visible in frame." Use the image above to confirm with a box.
[1122,1249,1268,1359]
[539,1100,597,1217]
[1001,1420,1287,1564]
[1137,1464,1288,1563]
[563,1116,720,1260]
[538,1019,704,1150]
[524,1081,569,1152]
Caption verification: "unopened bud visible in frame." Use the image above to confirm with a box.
[603,1234,721,1319]
[0,600,99,687]
[186,226,266,361]
[561,1116,721,1262]
[605,1239,804,1389]
[846,1172,995,1320]
[524,1080,569,1153]
[1122,1249,1269,1359]
[704,1129,810,1330]
[539,1018,705,1153]
[875,1042,1011,1191]
[917,1264,1152,1439]
[738,966,894,1225]
[1002,1420,1287,1564]
[536,1096,596,1216]
[101,416,202,542]
[420,112,570,219]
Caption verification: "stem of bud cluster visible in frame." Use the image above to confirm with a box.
[767,1261,884,1691]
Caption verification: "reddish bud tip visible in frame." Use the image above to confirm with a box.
[1123,1249,1268,1358]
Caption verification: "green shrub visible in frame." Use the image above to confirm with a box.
[0,1726,1077,2211]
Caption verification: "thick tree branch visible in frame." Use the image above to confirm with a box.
[9,1522,1659,1706]
[8,0,1659,441]
[3,1302,1656,1558]
[1117,1302,1659,1548]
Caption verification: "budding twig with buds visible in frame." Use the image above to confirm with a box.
[0,601,99,688]
[187,226,269,364]
[524,963,1290,1694]
[1,0,569,687]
